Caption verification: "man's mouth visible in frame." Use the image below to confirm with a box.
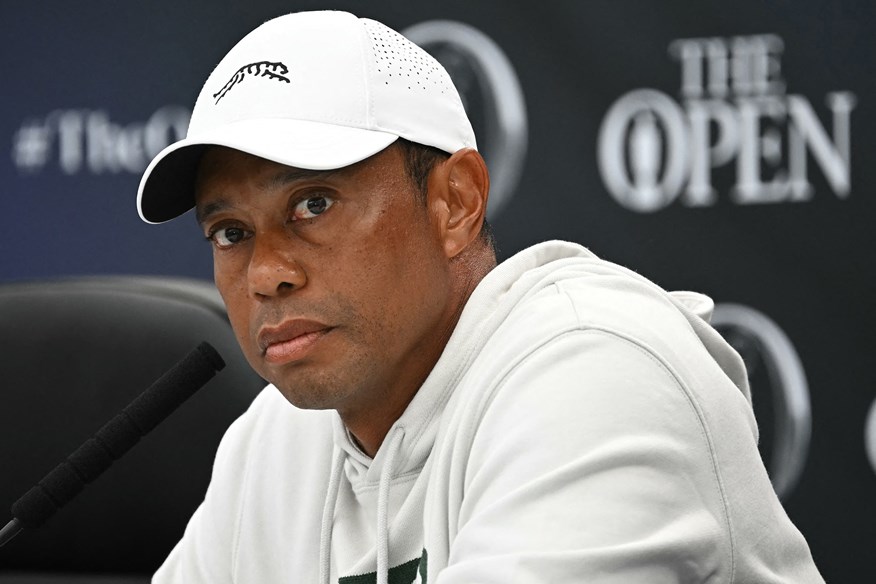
[257,319,333,364]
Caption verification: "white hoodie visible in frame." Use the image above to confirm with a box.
[154,241,824,584]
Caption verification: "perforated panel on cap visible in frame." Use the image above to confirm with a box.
[363,20,450,94]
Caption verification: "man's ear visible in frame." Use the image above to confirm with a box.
[428,148,490,259]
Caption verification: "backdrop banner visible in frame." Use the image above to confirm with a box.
[2,1,874,580]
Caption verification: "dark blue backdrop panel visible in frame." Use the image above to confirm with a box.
[2,1,874,581]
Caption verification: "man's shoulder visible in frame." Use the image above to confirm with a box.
[494,250,693,349]
[464,250,731,412]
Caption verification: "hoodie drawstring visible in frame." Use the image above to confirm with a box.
[319,446,345,584]
[318,427,406,584]
[377,426,405,584]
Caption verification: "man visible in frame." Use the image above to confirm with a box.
[137,10,825,584]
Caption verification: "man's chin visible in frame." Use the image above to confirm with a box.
[270,378,348,411]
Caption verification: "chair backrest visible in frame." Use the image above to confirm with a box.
[0,276,265,578]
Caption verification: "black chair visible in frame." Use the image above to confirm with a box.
[0,276,265,582]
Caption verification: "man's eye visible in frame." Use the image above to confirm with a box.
[292,195,334,221]
[209,227,248,248]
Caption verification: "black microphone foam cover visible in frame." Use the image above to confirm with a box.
[10,342,225,529]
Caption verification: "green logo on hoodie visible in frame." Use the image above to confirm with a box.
[338,549,427,584]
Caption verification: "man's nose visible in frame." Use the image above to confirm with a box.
[247,231,307,298]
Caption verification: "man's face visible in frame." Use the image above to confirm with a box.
[195,145,455,419]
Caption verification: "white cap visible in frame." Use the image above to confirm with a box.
[137,10,476,224]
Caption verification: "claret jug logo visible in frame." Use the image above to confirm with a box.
[598,34,857,212]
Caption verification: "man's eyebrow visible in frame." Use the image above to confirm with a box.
[196,200,231,226]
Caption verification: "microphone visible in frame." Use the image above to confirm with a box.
[0,341,225,547]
